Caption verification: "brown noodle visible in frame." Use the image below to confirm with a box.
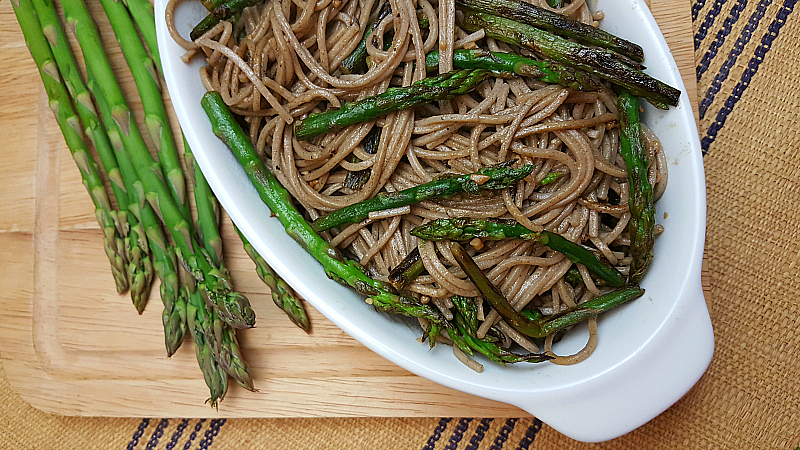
[167,0,668,370]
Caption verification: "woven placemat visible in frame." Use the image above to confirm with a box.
[4,0,800,448]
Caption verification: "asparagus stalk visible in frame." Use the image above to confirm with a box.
[62,0,256,329]
[98,0,189,219]
[28,0,161,310]
[412,217,626,287]
[449,296,552,364]
[12,0,130,294]
[458,10,680,108]
[456,0,644,63]
[617,89,655,283]
[388,247,425,290]
[340,0,393,74]
[184,141,256,390]
[185,285,228,407]
[235,226,311,332]
[87,64,186,354]
[425,49,601,92]
[313,161,534,232]
[294,69,494,140]
[449,241,643,338]
[122,0,161,72]
[190,0,261,40]
[202,91,449,337]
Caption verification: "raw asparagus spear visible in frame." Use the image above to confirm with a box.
[456,0,644,63]
[294,69,493,140]
[98,0,189,219]
[449,296,552,364]
[235,226,311,332]
[62,0,256,329]
[412,217,626,287]
[458,10,680,108]
[617,89,655,283]
[29,0,159,310]
[12,0,129,294]
[122,0,161,72]
[425,49,601,91]
[202,91,449,338]
[185,286,228,407]
[313,161,534,232]
[449,241,644,338]
[87,64,186,354]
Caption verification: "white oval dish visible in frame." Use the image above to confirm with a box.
[155,0,714,442]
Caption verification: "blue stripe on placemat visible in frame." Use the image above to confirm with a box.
[182,419,206,450]
[693,0,710,20]
[464,419,493,450]
[488,419,518,450]
[701,0,798,153]
[514,419,543,450]
[695,0,732,49]
[697,0,748,80]
[127,419,150,450]
[422,418,453,450]
[196,419,226,449]
[443,418,473,450]
[698,0,772,120]
[166,419,190,450]
[145,419,169,450]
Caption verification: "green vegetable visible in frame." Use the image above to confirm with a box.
[294,69,494,140]
[190,0,261,40]
[313,161,534,232]
[235,226,311,332]
[457,10,680,108]
[340,0,393,74]
[449,241,643,338]
[202,91,448,339]
[12,0,130,295]
[425,49,601,91]
[388,247,425,290]
[457,0,644,62]
[617,88,655,283]
[412,217,626,287]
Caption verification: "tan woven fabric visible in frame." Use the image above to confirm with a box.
[4,0,800,448]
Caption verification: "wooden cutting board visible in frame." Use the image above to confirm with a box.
[0,0,700,417]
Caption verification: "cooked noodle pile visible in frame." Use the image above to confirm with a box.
[167,0,667,368]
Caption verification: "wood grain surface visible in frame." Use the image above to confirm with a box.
[0,0,700,417]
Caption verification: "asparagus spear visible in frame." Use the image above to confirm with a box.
[340,0,393,74]
[122,0,161,72]
[449,296,552,364]
[388,247,425,290]
[235,226,311,332]
[294,69,494,140]
[185,285,229,407]
[456,0,644,63]
[458,10,680,108]
[617,89,655,283]
[344,126,381,191]
[183,139,257,390]
[98,0,189,220]
[412,217,626,287]
[28,0,161,310]
[449,241,644,338]
[87,64,186,354]
[202,91,449,338]
[62,0,256,329]
[425,49,601,91]
[190,0,261,40]
[312,161,534,232]
[12,0,130,294]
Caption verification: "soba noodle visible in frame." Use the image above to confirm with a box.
[167,0,667,369]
